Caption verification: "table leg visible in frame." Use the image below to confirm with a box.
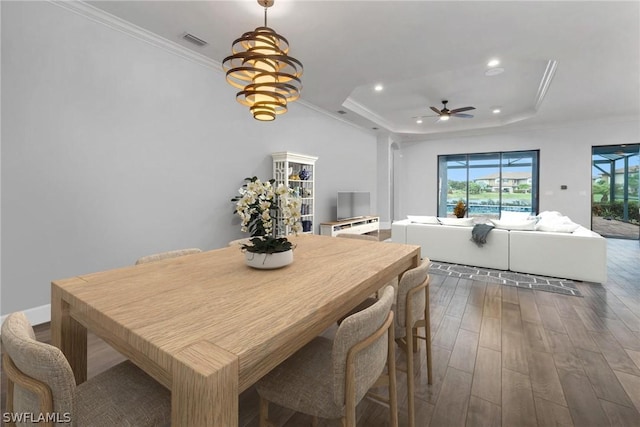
[172,341,239,426]
[51,284,87,384]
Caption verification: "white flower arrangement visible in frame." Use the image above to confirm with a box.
[233,177,302,252]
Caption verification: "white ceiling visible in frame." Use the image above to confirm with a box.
[88,1,640,141]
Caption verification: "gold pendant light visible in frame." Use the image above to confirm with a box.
[222,0,303,122]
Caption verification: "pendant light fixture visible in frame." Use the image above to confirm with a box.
[222,0,303,122]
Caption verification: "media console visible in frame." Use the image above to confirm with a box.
[320,216,380,237]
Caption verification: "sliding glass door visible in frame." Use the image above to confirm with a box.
[592,144,639,240]
[438,150,539,219]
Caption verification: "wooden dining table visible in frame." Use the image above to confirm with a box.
[51,234,420,426]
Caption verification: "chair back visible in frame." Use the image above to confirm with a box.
[1,312,76,423]
[396,259,431,328]
[332,285,394,407]
[135,248,202,265]
[336,233,378,241]
[228,238,252,247]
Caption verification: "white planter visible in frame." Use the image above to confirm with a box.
[244,250,294,269]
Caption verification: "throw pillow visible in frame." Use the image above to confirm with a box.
[437,217,475,227]
[535,215,580,233]
[489,218,537,231]
[536,210,563,219]
[500,211,532,221]
[407,215,439,224]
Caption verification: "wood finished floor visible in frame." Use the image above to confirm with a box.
[2,238,639,426]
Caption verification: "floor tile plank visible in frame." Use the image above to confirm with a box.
[527,350,567,406]
[557,368,610,427]
[465,396,500,427]
[576,348,634,407]
[533,397,574,427]
[502,328,529,375]
[471,346,501,405]
[502,368,537,427]
[460,303,483,334]
[600,399,640,427]
[430,367,473,427]
[614,370,640,414]
[449,329,479,374]
[479,317,501,352]
[591,331,640,376]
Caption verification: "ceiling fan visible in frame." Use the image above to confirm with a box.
[418,100,476,122]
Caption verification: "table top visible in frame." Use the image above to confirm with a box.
[53,234,420,391]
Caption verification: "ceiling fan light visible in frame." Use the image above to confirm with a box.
[487,58,500,67]
[439,115,450,121]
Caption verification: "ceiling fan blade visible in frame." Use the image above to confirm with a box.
[411,114,439,119]
[450,106,476,114]
[452,113,474,118]
[430,106,442,115]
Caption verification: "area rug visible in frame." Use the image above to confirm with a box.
[429,261,582,297]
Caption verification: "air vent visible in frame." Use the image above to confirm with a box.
[182,33,208,47]
[337,110,347,115]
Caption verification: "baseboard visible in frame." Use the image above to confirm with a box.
[1,304,51,326]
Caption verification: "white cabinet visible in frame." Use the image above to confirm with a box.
[320,216,380,237]
[272,152,318,235]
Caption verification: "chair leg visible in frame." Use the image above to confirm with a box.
[259,395,269,427]
[6,377,15,427]
[412,327,419,352]
[425,292,433,385]
[388,321,399,427]
[406,322,416,427]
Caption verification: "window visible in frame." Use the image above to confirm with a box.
[438,150,539,218]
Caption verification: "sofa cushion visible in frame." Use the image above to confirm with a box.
[437,217,474,227]
[407,215,439,224]
[500,211,532,221]
[489,218,537,231]
[535,215,580,233]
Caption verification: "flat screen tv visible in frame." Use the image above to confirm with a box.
[337,191,371,220]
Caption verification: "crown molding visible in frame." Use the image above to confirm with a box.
[50,1,219,73]
[535,60,558,111]
[49,1,373,136]
[342,97,396,132]
[399,114,640,145]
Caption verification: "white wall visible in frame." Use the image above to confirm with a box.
[397,119,640,228]
[0,1,377,317]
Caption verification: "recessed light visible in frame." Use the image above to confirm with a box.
[374,84,383,92]
[337,110,347,115]
[487,59,500,67]
[372,127,379,130]
[416,118,423,124]
[485,67,504,76]
[492,108,501,114]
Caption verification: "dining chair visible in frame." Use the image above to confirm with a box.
[395,258,432,427]
[134,248,201,265]
[256,286,398,427]
[336,258,432,427]
[336,233,378,241]
[1,312,171,427]
[228,237,252,247]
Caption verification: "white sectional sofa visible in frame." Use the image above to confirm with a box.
[392,219,607,283]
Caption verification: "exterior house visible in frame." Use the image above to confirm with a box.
[594,164,640,185]
[473,172,532,193]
